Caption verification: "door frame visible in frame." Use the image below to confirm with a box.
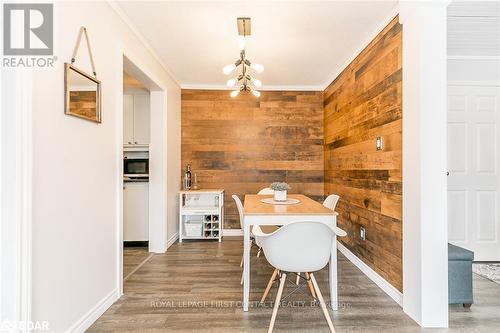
[117,52,168,295]
[0,71,33,325]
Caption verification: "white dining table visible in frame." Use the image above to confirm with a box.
[242,194,339,312]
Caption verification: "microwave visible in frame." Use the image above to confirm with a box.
[124,158,149,177]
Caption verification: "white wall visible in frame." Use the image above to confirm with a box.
[30,2,180,331]
[400,0,449,328]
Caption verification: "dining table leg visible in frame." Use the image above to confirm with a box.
[329,234,338,310]
[243,222,251,311]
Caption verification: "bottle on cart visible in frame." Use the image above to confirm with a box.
[184,163,192,190]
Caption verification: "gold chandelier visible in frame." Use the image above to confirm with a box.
[222,17,264,98]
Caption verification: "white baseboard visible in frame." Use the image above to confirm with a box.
[337,241,403,306]
[65,288,119,333]
[223,228,243,237]
[167,231,179,249]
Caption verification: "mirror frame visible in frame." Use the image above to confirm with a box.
[64,62,102,123]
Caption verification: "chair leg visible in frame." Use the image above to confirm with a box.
[268,272,286,333]
[257,247,262,258]
[310,273,335,333]
[296,272,300,285]
[240,269,244,285]
[240,253,244,268]
[261,269,278,304]
[304,272,316,298]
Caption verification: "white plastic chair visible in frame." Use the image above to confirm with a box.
[258,187,274,195]
[253,221,346,333]
[232,194,265,284]
[323,194,340,211]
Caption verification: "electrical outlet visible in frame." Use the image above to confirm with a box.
[360,227,366,240]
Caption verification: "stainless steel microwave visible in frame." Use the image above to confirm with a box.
[124,158,149,177]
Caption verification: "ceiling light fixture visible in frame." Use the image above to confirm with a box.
[223,17,264,98]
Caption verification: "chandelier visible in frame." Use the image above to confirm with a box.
[222,17,264,98]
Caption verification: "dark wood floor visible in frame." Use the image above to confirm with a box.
[89,239,500,332]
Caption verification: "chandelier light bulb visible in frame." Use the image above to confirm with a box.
[226,78,237,87]
[250,63,264,73]
[223,63,236,75]
[238,36,246,50]
[252,78,262,88]
[251,89,261,98]
[230,89,240,98]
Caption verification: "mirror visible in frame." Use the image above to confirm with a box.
[64,63,101,123]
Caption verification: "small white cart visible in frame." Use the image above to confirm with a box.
[179,189,224,242]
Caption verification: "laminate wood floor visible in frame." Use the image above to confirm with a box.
[123,247,151,279]
[89,239,500,332]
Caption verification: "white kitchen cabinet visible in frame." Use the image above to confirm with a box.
[123,94,134,145]
[123,182,149,241]
[133,94,150,145]
[123,93,150,146]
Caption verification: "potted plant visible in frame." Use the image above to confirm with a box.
[270,182,291,202]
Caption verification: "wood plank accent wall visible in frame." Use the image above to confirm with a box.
[323,17,403,291]
[181,90,324,229]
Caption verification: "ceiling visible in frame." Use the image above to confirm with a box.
[116,1,397,90]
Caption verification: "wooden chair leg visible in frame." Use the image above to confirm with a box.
[310,273,335,333]
[240,269,244,285]
[304,272,316,298]
[261,269,278,304]
[296,272,300,285]
[240,253,244,268]
[257,247,262,258]
[268,272,286,333]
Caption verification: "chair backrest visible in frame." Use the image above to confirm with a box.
[259,221,335,273]
[323,194,340,211]
[257,187,274,195]
[232,195,244,229]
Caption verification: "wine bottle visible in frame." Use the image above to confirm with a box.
[185,163,192,190]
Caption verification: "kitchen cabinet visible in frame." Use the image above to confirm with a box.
[123,93,150,146]
[123,182,149,241]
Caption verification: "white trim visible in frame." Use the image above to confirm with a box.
[65,289,119,333]
[0,71,33,328]
[180,84,323,91]
[166,232,179,249]
[448,80,500,87]
[106,1,180,88]
[337,241,403,306]
[223,228,243,237]
[322,4,400,90]
[448,55,500,60]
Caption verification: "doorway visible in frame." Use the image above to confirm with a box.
[119,55,167,292]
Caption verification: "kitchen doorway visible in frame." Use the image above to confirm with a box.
[119,55,167,292]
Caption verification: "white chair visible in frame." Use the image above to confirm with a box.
[323,194,340,211]
[232,194,266,284]
[291,194,339,286]
[253,221,346,333]
[258,187,274,195]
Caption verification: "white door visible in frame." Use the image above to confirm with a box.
[133,94,150,145]
[123,182,149,241]
[123,94,134,145]
[447,85,500,260]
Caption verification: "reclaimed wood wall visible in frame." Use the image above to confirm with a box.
[181,90,324,229]
[323,17,403,291]
[69,91,97,118]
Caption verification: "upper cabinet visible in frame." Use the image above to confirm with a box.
[123,93,150,146]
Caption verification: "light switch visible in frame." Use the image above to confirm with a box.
[376,136,383,151]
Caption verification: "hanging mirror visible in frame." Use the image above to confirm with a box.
[64,63,101,123]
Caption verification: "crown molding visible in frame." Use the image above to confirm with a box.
[321,3,400,90]
[180,83,323,92]
[106,0,181,88]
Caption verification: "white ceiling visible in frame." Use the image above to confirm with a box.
[116,1,398,90]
